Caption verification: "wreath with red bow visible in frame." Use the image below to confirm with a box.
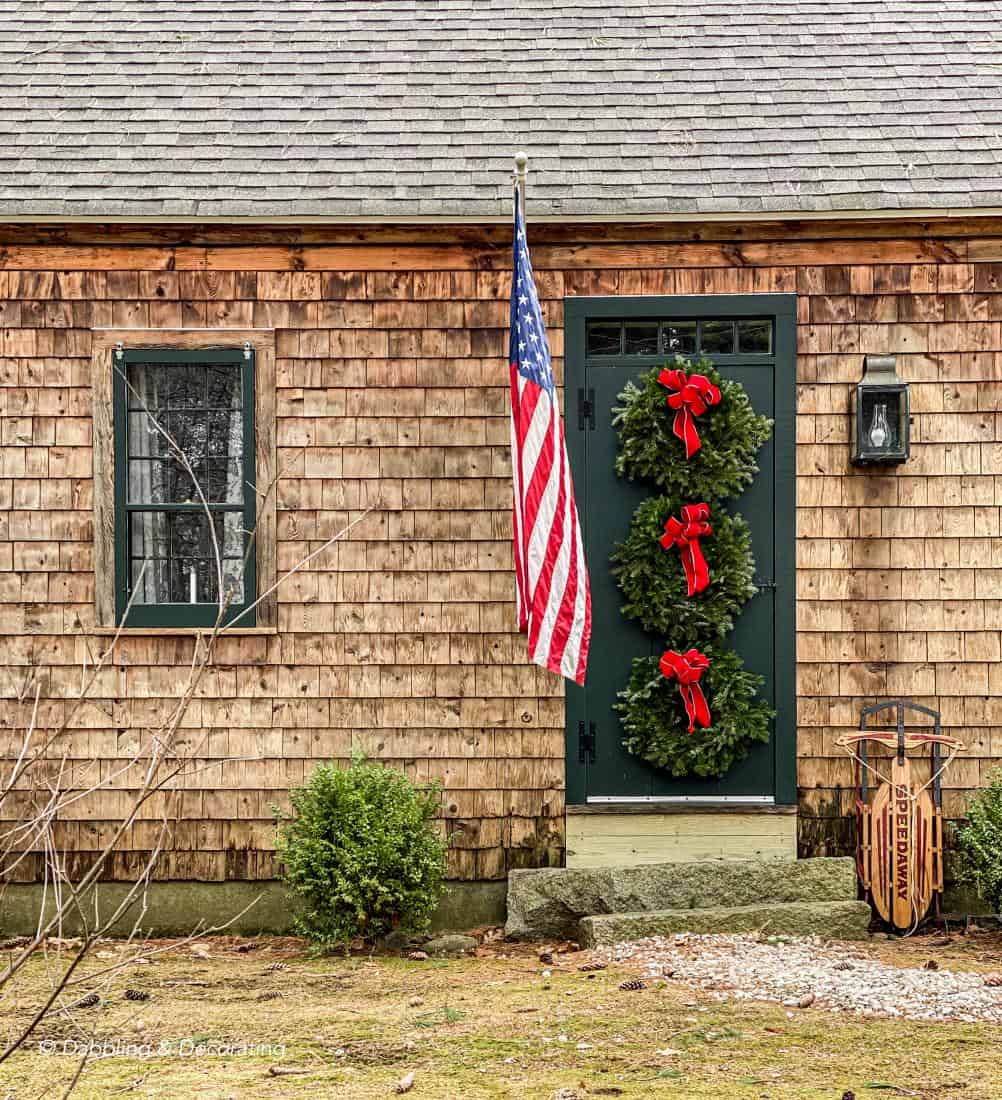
[611,495,756,642]
[612,356,774,779]
[618,648,772,778]
[613,356,772,503]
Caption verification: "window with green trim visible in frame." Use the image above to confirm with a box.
[113,347,256,627]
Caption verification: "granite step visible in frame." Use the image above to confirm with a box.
[506,857,858,940]
[578,900,873,946]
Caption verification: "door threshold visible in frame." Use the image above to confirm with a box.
[589,795,774,804]
[569,798,797,815]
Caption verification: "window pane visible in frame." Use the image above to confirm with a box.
[624,322,659,356]
[738,319,773,353]
[130,558,171,605]
[128,363,205,410]
[128,362,242,505]
[130,511,168,560]
[662,321,697,355]
[128,411,166,459]
[206,365,241,409]
[206,460,244,504]
[129,511,244,605]
[699,320,735,354]
[205,410,243,461]
[586,322,621,356]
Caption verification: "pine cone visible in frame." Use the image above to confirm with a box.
[578,962,607,972]
[256,990,282,1001]
[124,989,149,1002]
[984,975,1002,987]
[538,951,554,965]
[924,960,939,971]
[618,979,646,991]
[73,992,100,1009]
[833,961,854,971]
[264,962,288,972]
[406,950,429,961]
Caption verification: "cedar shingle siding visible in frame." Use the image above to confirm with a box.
[2,221,1002,878]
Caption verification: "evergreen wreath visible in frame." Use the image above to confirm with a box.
[612,355,775,779]
[613,356,773,503]
[611,496,756,645]
[616,647,773,778]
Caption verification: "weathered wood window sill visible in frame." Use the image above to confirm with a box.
[92,627,278,637]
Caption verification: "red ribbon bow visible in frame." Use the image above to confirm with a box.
[659,648,712,734]
[660,503,712,597]
[657,368,721,459]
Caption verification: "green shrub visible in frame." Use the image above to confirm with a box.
[957,769,1002,914]
[274,758,448,948]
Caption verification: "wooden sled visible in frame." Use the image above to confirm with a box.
[837,701,964,933]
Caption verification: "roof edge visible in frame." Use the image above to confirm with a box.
[3,205,1002,226]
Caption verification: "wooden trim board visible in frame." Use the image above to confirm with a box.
[565,811,798,867]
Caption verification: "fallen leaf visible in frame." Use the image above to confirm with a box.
[267,1065,309,1077]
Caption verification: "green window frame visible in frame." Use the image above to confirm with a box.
[112,346,257,628]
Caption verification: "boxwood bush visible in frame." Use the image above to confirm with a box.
[957,769,1002,915]
[274,758,448,948]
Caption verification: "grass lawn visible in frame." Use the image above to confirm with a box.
[2,933,1001,1099]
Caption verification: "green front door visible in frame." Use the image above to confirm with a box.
[564,295,796,806]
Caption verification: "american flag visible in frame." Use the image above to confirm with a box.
[508,187,591,685]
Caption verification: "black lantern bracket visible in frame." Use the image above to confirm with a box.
[851,354,910,466]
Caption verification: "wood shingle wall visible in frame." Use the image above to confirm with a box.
[2,220,1002,880]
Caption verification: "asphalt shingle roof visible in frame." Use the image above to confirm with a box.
[2,0,1002,220]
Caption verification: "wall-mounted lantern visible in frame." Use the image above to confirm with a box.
[850,355,910,466]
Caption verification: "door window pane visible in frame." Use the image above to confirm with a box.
[662,321,697,355]
[699,320,735,354]
[623,322,659,355]
[738,319,773,354]
[586,322,622,356]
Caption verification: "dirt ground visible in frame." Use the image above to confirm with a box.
[2,929,1002,1099]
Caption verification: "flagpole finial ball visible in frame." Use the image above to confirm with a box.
[514,151,528,173]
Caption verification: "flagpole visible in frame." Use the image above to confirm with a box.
[513,151,527,219]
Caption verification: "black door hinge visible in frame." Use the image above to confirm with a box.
[577,387,595,431]
[578,720,596,765]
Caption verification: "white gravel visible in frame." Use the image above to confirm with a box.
[593,933,1002,1022]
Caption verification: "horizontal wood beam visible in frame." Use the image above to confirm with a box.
[4,217,1002,248]
[0,238,973,271]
